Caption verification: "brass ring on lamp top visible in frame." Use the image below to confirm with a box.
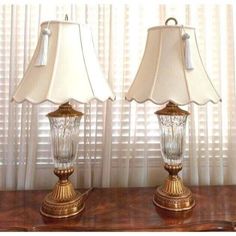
[165,17,178,26]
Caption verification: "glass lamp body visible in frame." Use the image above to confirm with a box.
[158,114,187,166]
[48,116,81,170]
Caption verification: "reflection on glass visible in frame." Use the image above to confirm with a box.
[158,115,187,165]
[49,116,81,169]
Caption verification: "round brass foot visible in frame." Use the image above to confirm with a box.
[40,192,85,218]
[153,186,195,211]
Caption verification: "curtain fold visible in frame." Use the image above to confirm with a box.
[0,4,235,190]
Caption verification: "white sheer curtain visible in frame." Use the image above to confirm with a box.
[0,4,235,190]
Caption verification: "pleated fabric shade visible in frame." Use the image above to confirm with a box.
[126,25,221,105]
[12,20,115,104]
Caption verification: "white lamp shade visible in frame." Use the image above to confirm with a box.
[12,21,115,104]
[126,25,221,105]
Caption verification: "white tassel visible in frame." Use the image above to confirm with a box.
[35,28,51,66]
[182,33,194,70]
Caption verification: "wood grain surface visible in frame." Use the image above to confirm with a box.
[0,186,235,231]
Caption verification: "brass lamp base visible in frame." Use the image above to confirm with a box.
[153,164,195,211]
[40,168,85,218]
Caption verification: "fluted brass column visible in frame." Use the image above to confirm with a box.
[153,164,195,211]
[41,167,85,218]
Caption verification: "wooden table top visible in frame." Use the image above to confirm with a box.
[0,186,235,231]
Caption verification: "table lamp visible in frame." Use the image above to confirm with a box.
[12,20,115,218]
[126,17,221,211]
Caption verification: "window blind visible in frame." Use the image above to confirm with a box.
[0,4,235,189]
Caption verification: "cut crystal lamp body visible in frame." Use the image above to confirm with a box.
[49,116,81,169]
[158,115,187,166]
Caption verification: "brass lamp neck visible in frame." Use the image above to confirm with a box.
[155,102,190,116]
[47,102,83,118]
[164,163,182,176]
[54,167,74,182]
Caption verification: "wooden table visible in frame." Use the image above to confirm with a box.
[0,186,235,231]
